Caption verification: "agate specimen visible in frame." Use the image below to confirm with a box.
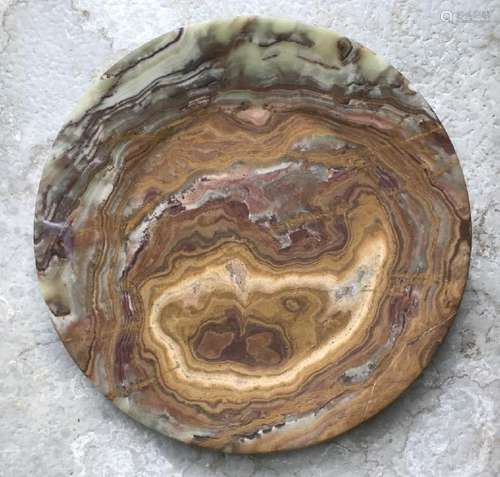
[34,17,471,453]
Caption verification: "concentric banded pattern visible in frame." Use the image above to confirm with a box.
[34,17,471,453]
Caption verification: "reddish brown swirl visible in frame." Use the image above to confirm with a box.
[34,17,471,453]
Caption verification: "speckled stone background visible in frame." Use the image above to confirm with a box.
[0,0,498,476]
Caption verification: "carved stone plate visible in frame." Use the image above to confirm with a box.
[34,17,471,453]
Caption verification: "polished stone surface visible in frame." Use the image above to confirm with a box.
[33,16,471,453]
[1,0,499,474]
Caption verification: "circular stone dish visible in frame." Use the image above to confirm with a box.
[34,16,471,453]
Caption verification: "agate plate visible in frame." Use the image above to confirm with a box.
[34,17,471,453]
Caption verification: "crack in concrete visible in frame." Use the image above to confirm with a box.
[0,0,18,54]
[16,339,59,360]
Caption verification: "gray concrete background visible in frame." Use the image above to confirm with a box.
[0,0,499,475]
